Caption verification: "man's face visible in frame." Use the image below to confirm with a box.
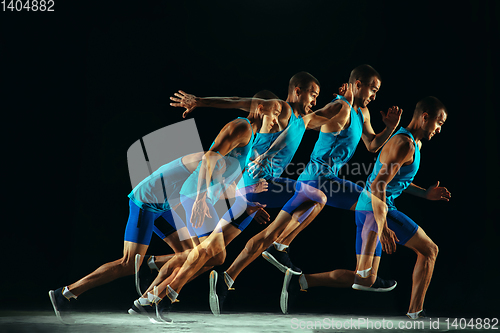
[355,78,381,108]
[423,109,447,140]
[296,82,320,114]
[256,99,281,127]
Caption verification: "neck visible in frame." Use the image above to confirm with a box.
[405,119,424,143]
[285,94,304,116]
[246,113,260,135]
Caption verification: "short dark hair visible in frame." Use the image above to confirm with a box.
[288,71,320,95]
[414,96,447,118]
[349,64,381,85]
[253,90,279,100]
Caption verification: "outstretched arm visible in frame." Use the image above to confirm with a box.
[170,90,281,119]
[404,182,451,201]
[360,106,403,153]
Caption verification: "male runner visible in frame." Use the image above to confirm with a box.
[48,152,204,324]
[281,96,450,319]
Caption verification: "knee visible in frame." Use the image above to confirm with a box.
[428,242,439,261]
[419,241,439,262]
[210,250,226,266]
[244,238,261,255]
[316,192,327,207]
[118,257,137,275]
[205,241,225,260]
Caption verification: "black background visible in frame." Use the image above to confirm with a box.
[1,0,498,319]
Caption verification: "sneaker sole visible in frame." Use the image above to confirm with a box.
[48,290,74,324]
[262,251,302,275]
[208,271,220,316]
[156,304,174,324]
[134,254,142,297]
[352,282,397,292]
[280,269,293,314]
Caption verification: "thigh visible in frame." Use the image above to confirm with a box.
[386,209,419,246]
[246,177,297,208]
[403,227,436,256]
[304,177,362,210]
[355,210,382,257]
[124,200,160,246]
[181,195,221,238]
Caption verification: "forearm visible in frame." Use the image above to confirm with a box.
[404,183,427,198]
[305,102,344,130]
[367,126,397,152]
[196,97,253,112]
[195,152,222,200]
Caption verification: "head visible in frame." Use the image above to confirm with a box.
[413,96,448,140]
[349,64,382,108]
[287,71,320,114]
[251,90,281,131]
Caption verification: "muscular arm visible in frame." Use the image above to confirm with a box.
[360,106,402,153]
[302,100,351,131]
[370,135,414,253]
[170,90,282,119]
[191,119,253,227]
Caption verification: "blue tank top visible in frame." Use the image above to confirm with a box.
[241,104,306,186]
[299,95,364,181]
[357,127,421,211]
[128,156,191,213]
[180,117,255,204]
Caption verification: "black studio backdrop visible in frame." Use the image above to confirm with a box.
[2,0,498,318]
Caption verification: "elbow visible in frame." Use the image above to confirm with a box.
[367,145,379,153]
[370,181,387,195]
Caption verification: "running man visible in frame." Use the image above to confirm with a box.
[48,152,205,324]
[281,96,450,319]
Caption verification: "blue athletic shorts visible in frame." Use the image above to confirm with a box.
[355,209,419,256]
[124,199,182,245]
[300,176,363,210]
[226,177,297,231]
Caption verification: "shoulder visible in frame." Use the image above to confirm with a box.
[360,107,370,121]
[389,134,415,158]
[278,100,292,119]
[228,118,252,133]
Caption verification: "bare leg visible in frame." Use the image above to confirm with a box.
[68,241,148,296]
[153,232,198,269]
[305,256,380,289]
[226,201,324,281]
[157,222,241,299]
[403,227,438,314]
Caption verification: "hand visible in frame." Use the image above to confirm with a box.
[190,196,212,228]
[247,179,269,194]
[247,158,271,179]
[338,83,354,106]
[380,225,399,254]
[425,181,451,201]
[245,202,270,224]
[170,90,199,118]
[381,106,402,130]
